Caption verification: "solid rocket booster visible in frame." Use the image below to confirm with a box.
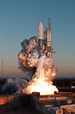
[38,22,43,49]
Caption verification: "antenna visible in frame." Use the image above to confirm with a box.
[1,59,3,77]
[48,18,50,29]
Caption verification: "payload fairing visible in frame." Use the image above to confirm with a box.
[38,22,43,50]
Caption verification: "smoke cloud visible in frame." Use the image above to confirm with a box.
[18,36,56,77]
[18,36,58,95]
[1,78,28,95]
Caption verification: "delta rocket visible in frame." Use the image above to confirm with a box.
[38,19,55,57]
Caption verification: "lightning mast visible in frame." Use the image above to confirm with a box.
[1,59,3,77]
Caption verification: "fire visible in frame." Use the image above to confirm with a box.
[22,55,58,95]
[30,81,58,95]
[23,68,58,95]
[23,79,58,95]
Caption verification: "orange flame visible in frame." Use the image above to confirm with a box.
[23,73,58,95]
[23,56,58,95]
[30,81,58,95]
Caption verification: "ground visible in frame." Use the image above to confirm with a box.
[1,106,43,114]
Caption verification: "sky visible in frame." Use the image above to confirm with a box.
[0,0,75,77]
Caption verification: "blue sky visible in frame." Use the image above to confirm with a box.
[0,0,75,77]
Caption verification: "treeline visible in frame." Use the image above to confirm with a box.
[0,79,6,94]
[53,78,75,92]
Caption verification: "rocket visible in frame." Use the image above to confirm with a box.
[38,19,55,57]
[38,21,43,49]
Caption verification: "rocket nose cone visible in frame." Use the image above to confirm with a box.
[38,21,43,39]
[39,21,43,27]
[39,22,43,31]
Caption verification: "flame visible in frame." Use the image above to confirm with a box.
[23,71,58,95]
[30,81,58,95]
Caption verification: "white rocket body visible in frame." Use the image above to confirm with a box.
[38,22,43,39]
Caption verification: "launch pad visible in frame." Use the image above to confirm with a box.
[31,92,75,114]
[0,91,75,114]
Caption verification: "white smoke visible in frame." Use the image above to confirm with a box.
[2,49,57,95]
[22,55,57,95]
[18,36,58,95]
